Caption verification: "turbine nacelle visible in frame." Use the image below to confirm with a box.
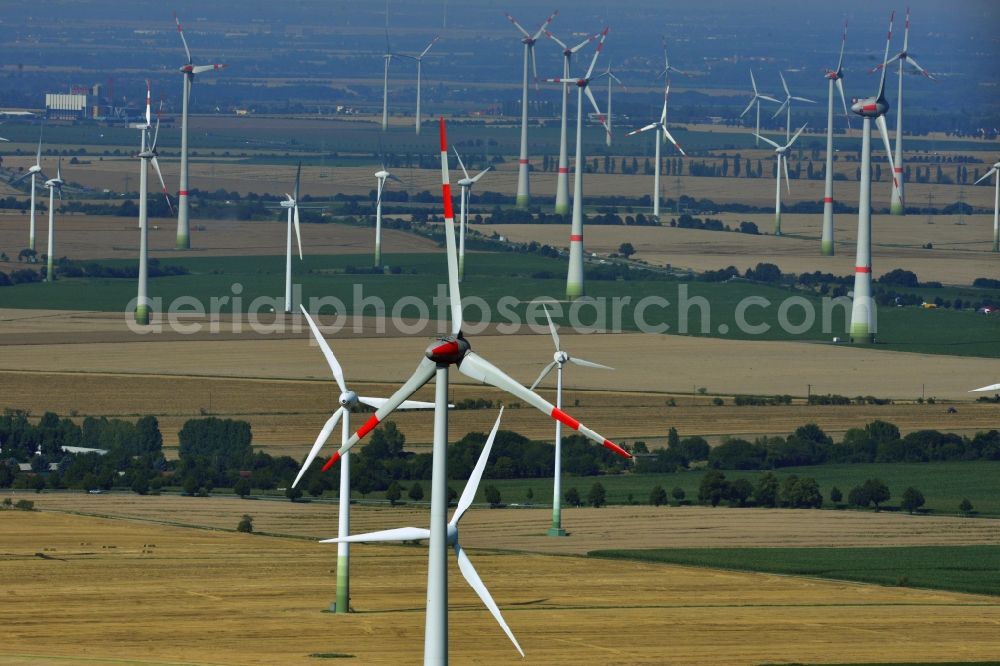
[425,335,471,365]
[851,96,889,118]
[375,170,391,180]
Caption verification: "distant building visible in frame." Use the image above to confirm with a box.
[45,92,90,120]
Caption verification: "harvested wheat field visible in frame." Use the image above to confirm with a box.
[1,370,997,452]
[0,213,436,263]
[28,494,1000,552]
[480,214,1000,285]
[0,314,995,402]
[3,508,999,665]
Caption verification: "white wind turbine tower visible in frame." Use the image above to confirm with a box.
[598,62,624,148]
[755,124,807,237]
[627,83,685,220]
[875,7,935,216]
[547,28,611,301]
[291,308,433,614]
[380,1,398,132]
[174,12,227,250]
[740,69,780,147]
[505,10,558,208]
[316,118,630,664]
[974,160,1000,252]
[280,164,304,314]
[530,307,612,536]
[132,82,173,326]
[821,21,851,257]
[42,159,64,282]
[849,11,899,345]
[452,147,491,281]
[9,123,46,252]
[773,72,815,142]
[399,36,440,135]
[322,410,524,655]
[544,27,598,214]
[373,166,402,267]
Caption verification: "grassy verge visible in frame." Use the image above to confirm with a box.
[588,546,1000,597]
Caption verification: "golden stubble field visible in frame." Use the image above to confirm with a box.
[3,505,1000,665]
[0,213,437,264]
[480,215,999,285]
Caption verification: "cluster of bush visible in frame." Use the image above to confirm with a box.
[0,268,44,286]
[53,258,189,279]
[706,421,1000,471]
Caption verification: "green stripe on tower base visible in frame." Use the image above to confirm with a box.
[334,554,349,614]
[820,240,834,256]
[515,194,530,209]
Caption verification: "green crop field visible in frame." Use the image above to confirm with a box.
[420,461,1000,517]
[4,248,998,357]
[588,545,1000,597]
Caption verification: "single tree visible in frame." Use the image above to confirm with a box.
[830,486,843,504]
[959,498,974,516]
[408,481,424,502]
[618,242,636,258]
[698,470,729,507]
[525,487,534,504]
[671,486,686,503]
[753,472,779,508]
[728,478,753,507]
[131,476,150,496]
[901,487,925,514]
[484,484,502,508]
[564,486,582,507]
[587,482,607,508]
[30,474,46,493]
[385,481,402,506]
[285,485,303,502]
[233,478,252,499]
[862,478,891,511]
[649,484,668,506]
[236,514,253,533]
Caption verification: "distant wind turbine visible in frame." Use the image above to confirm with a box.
[453,148,490,281]
[773,72,815,142]
[9,122,47,251]
[399,36,440,135]
[628,84,685,220]
[740,69,780,146]
[974,160,1000,252]
[821,21,851,257]
[279,164,304,314]
[754,124,808,236]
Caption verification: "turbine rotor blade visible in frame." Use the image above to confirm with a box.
[662,127,685,155]
[191,64,227,74]
[293,204,303,260]
[149,156,174,214]
[321,527,430,543]
[754,133,782,150]
[584,86,610,136]
[835,20,848,73]
[439,118,463,337]
[174,12,192,64]
[626,123,658,136]
[739,96,757,118]
[453,146,470,180]
[505,13,531,40]
[542,306,560,350]
[905,55,934,80]
[454,543,525,658]
[782,154,791,193]
[452,408,504,525]
[971,383,1000,392]
[292,407,344,488]
[785,123,808,149]
[835,78,851,128]
[299,306,348,395]
[529,361,557,391]
[877,11,895,100]
[974,168,997,185]
[457,352,630,458]
[584,28,608,81]
[569,357,613,371]
[875,114,898,189]
[358,397,436,410]
[530,9,559,42]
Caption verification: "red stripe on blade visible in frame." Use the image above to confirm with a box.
[321,450,341,472]
[356,414,381,439]
[438,118,448,152]
[603,439,632,459]
[550,407,580,431]
[442,183,455,220]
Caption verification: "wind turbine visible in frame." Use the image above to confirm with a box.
[740,69,780,146]
[174,12,227,250]
[849,12,899,345]
[380,1,397,131]
[9,123,46,251]
[874,7,935,216]
[291,308,433,614]
[280,164,304,314]
[399,36,440,135]
[773,72,815,142]
[755,125,807,236]
[505,9,558,208]
[318,118,630,664]
[546,28,611,301]
[43,159,63,282]
[373,166,402,267]
[627,83,685,220]
[452,147,491,281]
[132,82,173,326]
[657,38,693,80]
[599,63,624,148]
[544,28,598,214]
[321,410,524,654]
[530,307,612,536]
[821,21,851,257]
[974,160,1000,252]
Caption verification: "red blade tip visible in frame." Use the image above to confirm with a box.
[603,439,632,459]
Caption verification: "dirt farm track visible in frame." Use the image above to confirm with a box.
[2,500,1000,665]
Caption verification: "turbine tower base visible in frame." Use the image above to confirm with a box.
[821,240,835,256]
[547,527,567,537]
[135,305,150,326]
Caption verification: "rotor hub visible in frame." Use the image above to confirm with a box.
[339,390,358,407]
[554,351,569,364]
